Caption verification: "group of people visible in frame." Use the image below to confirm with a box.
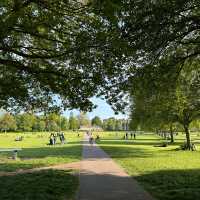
[49,132,65,145]
[124,132,136,140]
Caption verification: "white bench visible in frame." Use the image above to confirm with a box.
[0,148,22,159]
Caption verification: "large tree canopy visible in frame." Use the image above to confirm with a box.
[1,0,199,113]
[0,0,130,112]
[93,0,200,63]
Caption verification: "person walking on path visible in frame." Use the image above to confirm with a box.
[89,135,94,145]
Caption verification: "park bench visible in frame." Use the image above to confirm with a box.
[0,148,22,160]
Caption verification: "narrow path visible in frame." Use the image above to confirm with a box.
[77,134,154,200]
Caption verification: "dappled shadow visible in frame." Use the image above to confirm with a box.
[135,169,200,200]
[0,169,78,200]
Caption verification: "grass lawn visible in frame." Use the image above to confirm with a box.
[96,131,200,200]
[0,131,82,200]
[0,131,82,172]
[0,169,78,200]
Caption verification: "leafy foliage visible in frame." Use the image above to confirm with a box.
[91,116,102,127]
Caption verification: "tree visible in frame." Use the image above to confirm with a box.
[0,113,17,132]
[91,116,102,127]
[78,112,90,127]
[130,61,200,149]
[69,113,79,130]
[46,113,60,131]
[33,116,46,131]
[1,0,199,118]
[90,0,200,112]
[15,113,36,131]
[115,119,123,131]
[92,0,200,63]
[103,118,116,131]
[60,117,69,131]
[0,0,130,112]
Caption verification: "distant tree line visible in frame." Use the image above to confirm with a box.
[102,118,129,131]
[0,112,129,132]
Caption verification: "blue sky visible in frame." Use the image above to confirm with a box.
[63,97,128,120]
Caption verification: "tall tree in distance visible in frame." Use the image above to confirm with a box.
[69,112,79,130]
[60,116,69,131]
[91,116,102,127]
[78,112,90,127]
[15,113,36,131]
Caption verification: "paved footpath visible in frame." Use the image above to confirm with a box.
[77,134,154,200]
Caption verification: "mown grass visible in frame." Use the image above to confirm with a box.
[0,169,78,200]
[0,132,82,172]
[0,132,82,200]
[96,131,200,200]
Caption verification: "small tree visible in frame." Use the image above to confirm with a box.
[0,113,16,132]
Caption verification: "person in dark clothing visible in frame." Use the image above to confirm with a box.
[125,132,128,140]
[49,133,54,145]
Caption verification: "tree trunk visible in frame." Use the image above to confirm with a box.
[184,124,191,150]
[169,125,174,143]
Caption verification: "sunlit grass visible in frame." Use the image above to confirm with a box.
[0,132,82,172]
[97,131,200,200]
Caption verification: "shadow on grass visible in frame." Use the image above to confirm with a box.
[101,138,162,141]
[19,145,82,159]
[135,169,200,200]
[0,169,78,200]
[98,139,188,147]
[98,145,154,158]
[98,140,163,146]
[0,144,82,172]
